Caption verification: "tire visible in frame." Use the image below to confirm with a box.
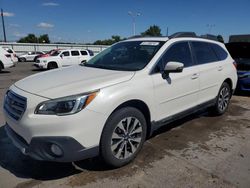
[211,82,231,115]
[19,58,26,62]
[100,107,147,167]
[47,62,58,70]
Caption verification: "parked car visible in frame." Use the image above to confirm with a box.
[3,33,237,167]
[18,51,45,62]
[226,42,250,92]
[0,47,14,72]
[3,48,18,63]
[34,49,61,62]
[34,49,94,69]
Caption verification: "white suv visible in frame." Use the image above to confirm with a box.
[3,33,237,167]
[34,49,94,69]
[0,47,14,72]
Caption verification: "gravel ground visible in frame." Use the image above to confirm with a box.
[0,62,250,188]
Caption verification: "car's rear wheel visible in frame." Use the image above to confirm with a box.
[19,58,26,62]
[212,82,231,115]
[100,107,147,167]
[47,62,58,70]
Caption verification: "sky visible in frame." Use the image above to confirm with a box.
[0,0,250,43]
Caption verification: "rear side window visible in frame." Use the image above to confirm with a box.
[210,43,228,61]
[157,42,193,72]
[87,50,94,56]
[71,50,80,56]
[192,42,218,64]
[80,51,88,55]
[62,51,70,56]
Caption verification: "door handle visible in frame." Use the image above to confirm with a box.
[218,66,223,71]
[191,73,199,80]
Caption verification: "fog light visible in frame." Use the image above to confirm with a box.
[50,144,63,156]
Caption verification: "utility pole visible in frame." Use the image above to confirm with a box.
[128,11,141,36]
[1,9,7,42]
[166,27,169,36]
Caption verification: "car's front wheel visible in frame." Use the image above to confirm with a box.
[212,82,231,115]
[100,107,147,167]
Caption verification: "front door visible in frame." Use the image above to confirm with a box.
[151,41,199,121]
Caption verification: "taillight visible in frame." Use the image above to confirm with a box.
[5,54,11,58]
[233,61,237,69]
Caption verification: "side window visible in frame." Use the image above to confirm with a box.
[87,50,94,56]
[80,51,88,55]
[192,42,218,64]
[210,43,228,61]
[62,51,70,56]
[156,42,193,72]
[71,50,80,56]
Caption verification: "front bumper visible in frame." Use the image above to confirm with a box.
[34,62,47,69]
[5,124,99,162]
[3,85,108,162]
[237,72,250,91]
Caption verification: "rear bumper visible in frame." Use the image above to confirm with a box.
[5,124,99,162]
[237,79,250,91]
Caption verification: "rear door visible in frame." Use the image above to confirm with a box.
[151,41,199,121]
[191,41,223,104]
[71,50,81,65]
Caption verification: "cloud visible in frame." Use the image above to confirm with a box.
[42,2,59,6]
[2,12,15,17]
[8,23,20,28]
[37,22,54,29]
[13,32,26,38]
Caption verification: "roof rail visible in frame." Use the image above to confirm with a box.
[169,32,197,38]
[200,34,219,41]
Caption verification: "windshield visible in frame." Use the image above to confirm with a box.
[83,41,164,71]
[51,51,61,56]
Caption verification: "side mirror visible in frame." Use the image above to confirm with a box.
[60,54,64,58]
[162,61,184,79]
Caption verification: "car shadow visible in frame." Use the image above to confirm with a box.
[0,125,80,180]
[0,108,219,180]
[0,71,10,74]
[31,69,46,72]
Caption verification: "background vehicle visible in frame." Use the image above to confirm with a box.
[34,49,61,62]
[3,33,237,167]
[35,49,94,69]
[0,47,14,72]
[18,51,45,62]
[226,42,250,92]
[3,48,18,64]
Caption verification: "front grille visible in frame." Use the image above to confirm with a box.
[4,90,27,121]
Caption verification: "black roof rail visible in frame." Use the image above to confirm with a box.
[200,34,219,41]
[169,32,197,38]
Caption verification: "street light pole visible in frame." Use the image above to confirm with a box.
[206,24,215,34]
[1,9,7,42]
[128,11,141,36]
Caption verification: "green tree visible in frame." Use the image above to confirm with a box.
[18,34,37,43]
[38,34,50,43]
[217,35,224,43]
[93,35,125,45]
[141,25,162,37]
[18,34,50,43]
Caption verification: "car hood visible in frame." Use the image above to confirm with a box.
[14,65,135,98]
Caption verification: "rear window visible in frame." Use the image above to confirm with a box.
[210,44,228,61]
[192,42,218,64]
[226,42,250,59]
[80,51,88,55]
[71,50,80,56]
[87,50,94,56]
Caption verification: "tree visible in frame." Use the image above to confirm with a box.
[217,35,224,43]
[18,34,37,43]
[141,25,162,37]
[18,34,50,43]
[38,34,50,43]
[93,35,125,45]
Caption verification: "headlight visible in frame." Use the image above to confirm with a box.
[43,60,47,63]
[35,91,98,115]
